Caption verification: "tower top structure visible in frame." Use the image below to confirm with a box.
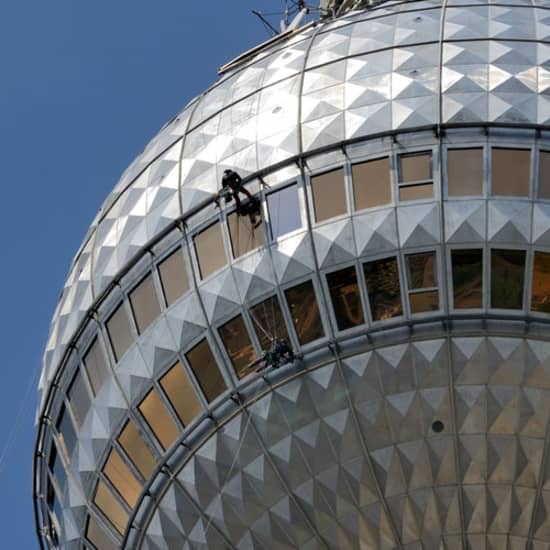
[319,0,385,18]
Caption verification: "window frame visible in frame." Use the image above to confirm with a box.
[490,146,533,199]
[446,245,486,313]
[265,181,305,242]
[308,166,349,225]
[402,248,442,317]
[397,150,435,203]
[156,245,191,308]
[530,248,550,316]
[128,272,162,336]
[351,155,393,212]
[104,300,135,364]
[444,145,486,199]
[192,219,229,281]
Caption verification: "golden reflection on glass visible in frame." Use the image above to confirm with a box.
[409,291,439,313]
[532,251,550,313]
[118,421,156,479]
[447,149,483,196]
[311,168,347,223]
[492,148,530,197]
[129,273,160,335]
[407,252,436,289]
[194,222,227,279]
[400,153,431,182]
[491,249,526,309]
[363,257,403,321]
[160,362,203,426]
[158,249,189,307]
[103,449,141,508]
[451,249,483,309]
[83,338,109,396]
[106,303,133,362]
[284,280,325,345]
[250,296,290,351]
[352,157,391,210]
[94,480,128,535]
[186,339,227,402]
[228,211,265,259]
[326,266,365,331]
[138,389,179,451]
[219,315,257,378]
[86,516,116,550]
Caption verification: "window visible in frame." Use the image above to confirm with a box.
[158,249,189,307]
[398,152,433,201]
[311,168,347,223]
[538,151,550,200]
[285,280,325,345]
[94,480,128,535]
[250,295,290,351]
[447,149,483,196]
[326,266,365,331]
[118,421,156,479]
[532,251,550,313]
[138,389,179,451]
[219,315,257,378]
[194,222,227,279]
[103,449,141,508]
[363,257,403,321]
[106,303,133,362]
[160,362,203,426]
[83,338,109,396]
[67,371,91,427]
[451,249,483,309]
[48,444,65,491]
[492,148,530,197]
[56,405,76,458]
[86,516,117,550]
[228,211,265,259]
[352,157,391,210]
[491,249,526,309]
[406,252,439,313]
[267,184,302,239]
[186,339,227,402]
[129,274,161,334]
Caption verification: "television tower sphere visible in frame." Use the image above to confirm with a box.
[34,1,550,548]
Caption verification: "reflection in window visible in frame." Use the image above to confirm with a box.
[56,405,76,458]
[285,280,325,345]
[103,448,141,508]
[447,149,483,196]
[194,222,227,279]
[399,152,433,201]
[160,362,203,426]
[352,157,391,210]
[48,444,65,491]
[491,249,526,309]
[86,516,117,550]
[326,267,364,331]
[118,421,156,479]
[532,251,550,313]
[138,389,179,451]
[186,339,227,402]
[267,184,302,239]
[492,148,530,197]
[311,168,347,223]
[228,211,265,259]
[539,151,550,200]
[83,338,109,396]
[158,249,188,307]
[406,252,439,313]
[219,315,257,378]
[94,480,128,535]
[451,249,483,309]
[250,295,290,351]
[363,257,403,321]
[106,303,133,362]
[129,274,161,335]
[67,371,91,427]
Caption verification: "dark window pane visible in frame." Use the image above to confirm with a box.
[311,168,347,223]
[158,249,189,307]
[250,296,290,351]
[138,389,179,451]
[94,480,128,535]
[492,149,530,197]
[103,449,141,508]
[448,149,483,196]
[56,405,76,458]
[106,304,133,362]
[83,338,109,396]
[219,315,257,378]
[228,211,265,259]
[285,280,325,345]
[400,153,431,182]
[409,290,439,313]
[451,249,483,309]
[118,421,156,479]
[129,274,160,335]
[67,371,91,427]
[160,362,203,426]
[539,151,550,200]
[186,339,227,402]
[407,252,437,289]
[491,249,526,309]
[48,445,66,491]
[267,184,302,239]
[326,266,364,331]
[352,157,391,210]
[532,251,550,313]
[363,257,403,321]
[194,222,227,279]
[398,183,433,201]
[86,516,117,550]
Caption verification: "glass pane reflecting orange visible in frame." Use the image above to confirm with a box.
[363,257,403,321]
[103,449,141,508]
[311,168,347,223]
[532,251,550,313]
[326,267,364,331]
[86,516,117,550]
[158,249,189,307]
[138,389,179,451]
[186,339,227,402]
[352,158,391,210]
[118,421,156,479]
[400,153,431,182]
[285,280,325,345]
[94,480,128,535]
[398,183,433,201]
[106,304,133,362]
[219,315,257,378]
[451,249,483,309]
[250,296,290,351]
[409,291,439,313]
[228,211,264,258]
[491,249,526,309]
[129,274,160,335]
[448,149,483,196]
[407,252,437,289]
[83,338,109,396]
[492,148,530,197]
[160,362,203,426]
[194,223,227,279]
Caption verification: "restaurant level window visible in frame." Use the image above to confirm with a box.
[285,280,325,345]
[138,388,179,451]
[93,480,128,535]
[158,249,189,307]
[447,149,483,196]
[491,148,530,197]
[118,421,156,479]
[228,211,265,259]
[326,266,365,331]
[311,168,347,223]
[129,273,161,335]
[83,338,110,396]
[219,315,257,378]
[406,252,439,313]
[48,444,65,491]
[451,249,483,309]
[538,151,550,200]
[267,184,302,239]
[67,371,91,427]
[186,339,227,402]
[56,405,76,458]
[194,222,227,279]
[352,157,391,210]
[86,516,117,550]
[363,257,403,321]
[532,251,550,313]
[103,448,141,508]
[491,249,526,309]
[250,295,290,351]
[106,303,133,362]
[398,152,433,201]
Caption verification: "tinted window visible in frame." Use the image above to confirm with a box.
[186,339,227,402]
[194,222,227,279]
[311,168,347,223]
[285,280,325,345]
[56,405,76,458]
[492,149,530,197]
[228,211,265,259]
[447,149,483,196]
[94,480,128,535]
[352,157,391,210]
[103,448,141,508]
[250,296,290,351]
[86,516,117,550]
[406,252,439,313]
[451,249,483,309]
[83,338,109,396]
[158,249,189,307]
[326,266,364,331]
[138,389,179,451]
[118,421,156,479]
[363,257,403,321]
[67,371,91,427]
[267,184,302,239]
[398,153,433,201]
[106,304,133,362]
[532,251,550,313]
[160,362,203,426]
[219,315,257,378]
[539,151,550,200]
[491,249,526,309]
[129,274,161,334]
[48,444,66,491]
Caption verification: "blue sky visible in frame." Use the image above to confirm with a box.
[0,1,282,546]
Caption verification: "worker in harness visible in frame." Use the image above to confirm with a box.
[220,169,262,228]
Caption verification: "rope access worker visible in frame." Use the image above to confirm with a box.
[220,169,261,228]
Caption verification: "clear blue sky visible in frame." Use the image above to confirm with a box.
[0,1,282,546]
